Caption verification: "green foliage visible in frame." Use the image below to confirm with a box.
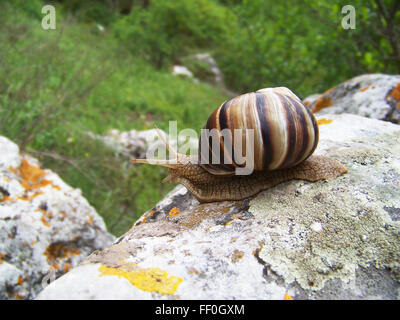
[113,0,235,67]
[216,0,399,97]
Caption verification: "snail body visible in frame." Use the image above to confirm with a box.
[132,87,347,203]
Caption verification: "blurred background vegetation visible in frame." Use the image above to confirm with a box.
[0,0,399,235]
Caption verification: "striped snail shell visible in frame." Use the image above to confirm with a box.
[199,87,319,175]
[131,87,347,203]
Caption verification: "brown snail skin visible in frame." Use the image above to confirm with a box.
[132,87,347,203]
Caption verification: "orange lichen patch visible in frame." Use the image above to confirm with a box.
[51,263,60,270]
[43,243,81,261]
[17,192,43,201]
[31,241,37,246]
[317,118,333,125]
[284,293,294,300]
[360,86,370,92]
[1,195,12,202]
[397,102,400,109]
[51,184,61,191]
[41,216,51,228]
[21,179,52,190]
[98,265,183,295]
[147,209,155,217]
[311,96,333,113]
[187,267,199,275]
[59,211,67,218]
[14,292,25,300]
[63,263,72,273]
[231,250,244,263]
[252,241,264,258]
[303,100,310,106]
[387,82,400,100]
[0,253,5,264]
[86,215,94,225]
[19,158,47,185]
[8,166,17,175]
[17,277,24,285]
[168,207,180,218]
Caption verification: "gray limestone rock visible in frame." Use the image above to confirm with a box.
[0,137,115,299]
[37,114,400,300]
[304,74,400,124]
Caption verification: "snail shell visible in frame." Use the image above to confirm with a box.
[199,87,319,175]
[131,87,347,203]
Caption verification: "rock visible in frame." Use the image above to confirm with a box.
[302,93,321,107]
[0,136,115,299]
[304,74,400,124]
[191,53,224,86]
[171,66,194,79]
[90,128,199,161]
[36,114,400,300]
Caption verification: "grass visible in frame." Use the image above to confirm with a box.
[0,2,228,236]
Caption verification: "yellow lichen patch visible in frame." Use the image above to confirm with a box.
[98,265,183,295]
[284,293,294,300]
[317,118,333,125]
[43,243,81,261]
[168,207,180,218]
[311,96,333,113]
[360,85,370,92]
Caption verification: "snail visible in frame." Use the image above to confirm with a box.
[131,87,347,203]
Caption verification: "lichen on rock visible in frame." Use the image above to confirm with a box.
[0,136,115,300]
[37,113,400,300]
